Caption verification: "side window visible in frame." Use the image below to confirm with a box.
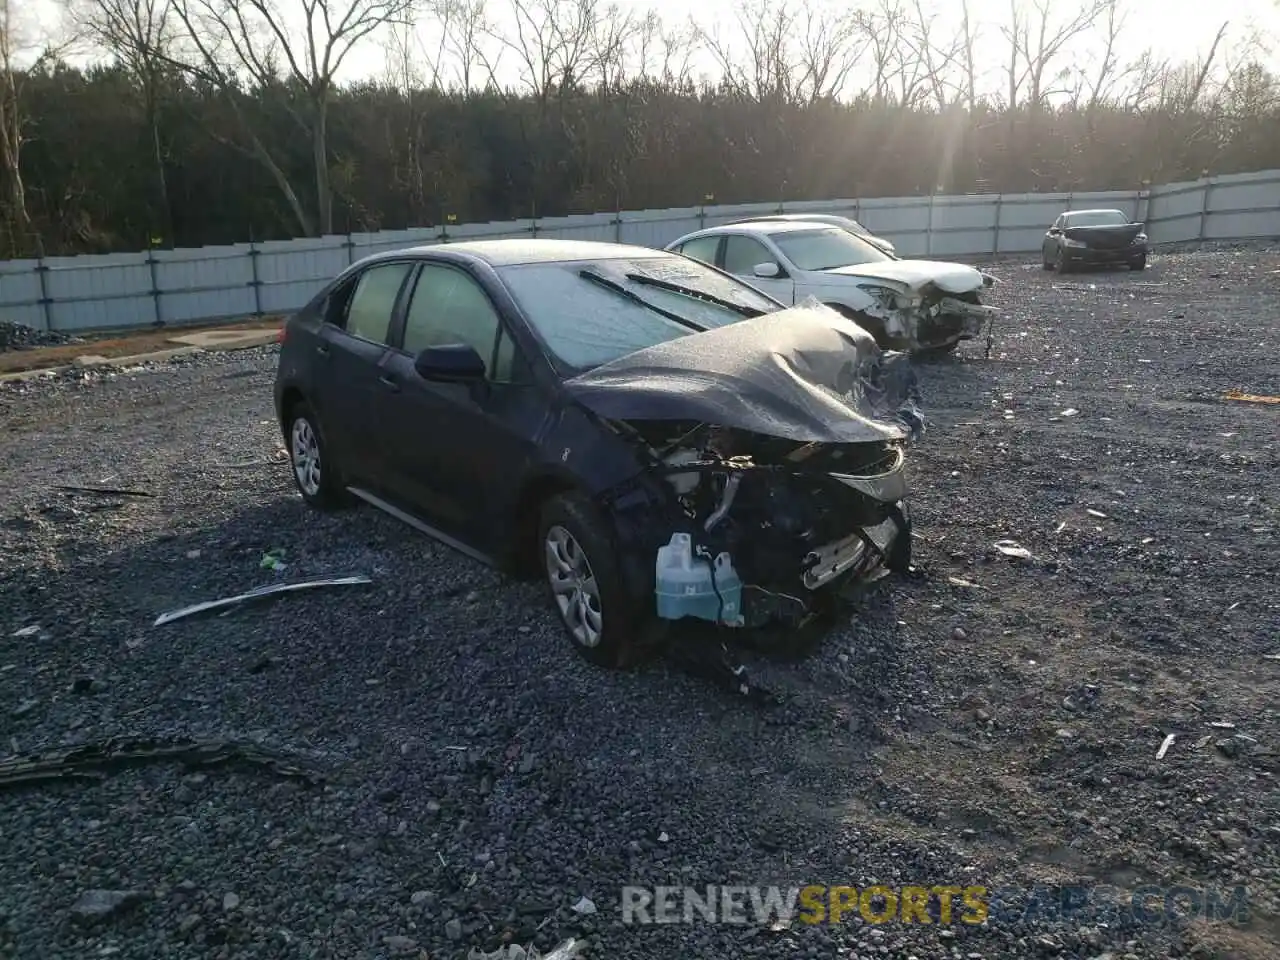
[723,235,774,275]
[402,263,504,377]
[678,235,720,266]
[343,262,412,343]
[491,327,528,383]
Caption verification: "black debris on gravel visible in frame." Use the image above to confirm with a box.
[0,319,84,352]
[1,243,1277,960]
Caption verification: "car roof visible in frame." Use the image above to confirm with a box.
[688,221,843,238]
[1061,208,1127,217]
[737,213,860,225]
[356,238,673,269]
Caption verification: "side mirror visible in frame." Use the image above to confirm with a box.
[753,261,781,278]
[414,343,486,381]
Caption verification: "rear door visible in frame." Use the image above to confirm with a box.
[312,259,415,488]
[720,233,796,303]
[377,261,543,550]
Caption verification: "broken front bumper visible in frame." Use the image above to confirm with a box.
[925,297,1000,342]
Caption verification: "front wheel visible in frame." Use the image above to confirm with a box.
[538,492,637,668]
[1129,255,1147,271]
[1055,248,1071,274]
[285,400,350,510]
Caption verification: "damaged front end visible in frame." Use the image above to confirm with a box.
[859,280,1000,353]
[563,305,922,692]
[611,423,913,634]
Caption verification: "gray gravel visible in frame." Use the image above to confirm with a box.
[1,243,1278,960]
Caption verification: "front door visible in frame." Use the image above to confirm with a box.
[377,261,542,549]
[721,233,796,303]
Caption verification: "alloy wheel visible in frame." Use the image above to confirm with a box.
[290,416,322,497]
[544,524,603,648]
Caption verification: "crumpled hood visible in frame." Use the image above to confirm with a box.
[824,259,986,294]
[562,303,922,444]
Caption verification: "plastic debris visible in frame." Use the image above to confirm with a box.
[10,625,40,638]
[571,896,597,915]
[260,548,287,572]
[1156,734,1175,760]
[1060,408,1080,417]
[153,576,373,626]
[993,540,1032,560]
[1086,509,1108,519]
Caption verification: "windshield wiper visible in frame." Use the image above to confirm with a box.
[578,269,707,333]
[624,273,767,318]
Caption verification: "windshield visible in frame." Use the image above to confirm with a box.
[769,228,893,271]
[496,255,780,373]
[1064,210,1129,227]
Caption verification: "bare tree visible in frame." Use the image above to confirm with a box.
[697,0,796,103]
[1000,0,1110,109]
[635,10,695,86]
[168,0,416,235]
[76,0,175,238]
[0,0,29,243]
[488,0,602,103]
[956,0,978,111]
[435,0,499,91]
[1,0,72,250]
[794,1,865,104]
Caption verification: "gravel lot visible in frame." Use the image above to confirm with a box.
[2,244,1278,960]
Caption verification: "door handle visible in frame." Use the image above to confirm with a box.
[315,343,330,356]
[379,374,400,392]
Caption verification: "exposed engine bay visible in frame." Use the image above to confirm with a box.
[862,277,1001,353]
[603,419,912,636]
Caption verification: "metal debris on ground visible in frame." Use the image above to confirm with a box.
[1156,734,1176,760]
[468,940,587,960]
[153,575,373,625]
[54,484,154,498]
[1222,390,1280,405]
[993,540,1032,560]
[0,736,329,790]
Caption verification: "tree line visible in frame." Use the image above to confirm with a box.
[0,0,1277,257]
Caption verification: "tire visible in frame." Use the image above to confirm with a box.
[1042,249,1054,270]
[1055,248,1071,274]
[538,491,638,668]
[1129,255,1147,271]
[285,399,350,510]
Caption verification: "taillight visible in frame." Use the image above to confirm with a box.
[276,324,287,344]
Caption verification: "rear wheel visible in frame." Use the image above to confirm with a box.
[538,492,637,668]
[285,400,350,510]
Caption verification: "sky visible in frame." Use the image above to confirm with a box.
[19,0,1280,98]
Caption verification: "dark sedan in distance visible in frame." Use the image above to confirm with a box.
[272,239,919,682]
[1042,208,1149,272]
